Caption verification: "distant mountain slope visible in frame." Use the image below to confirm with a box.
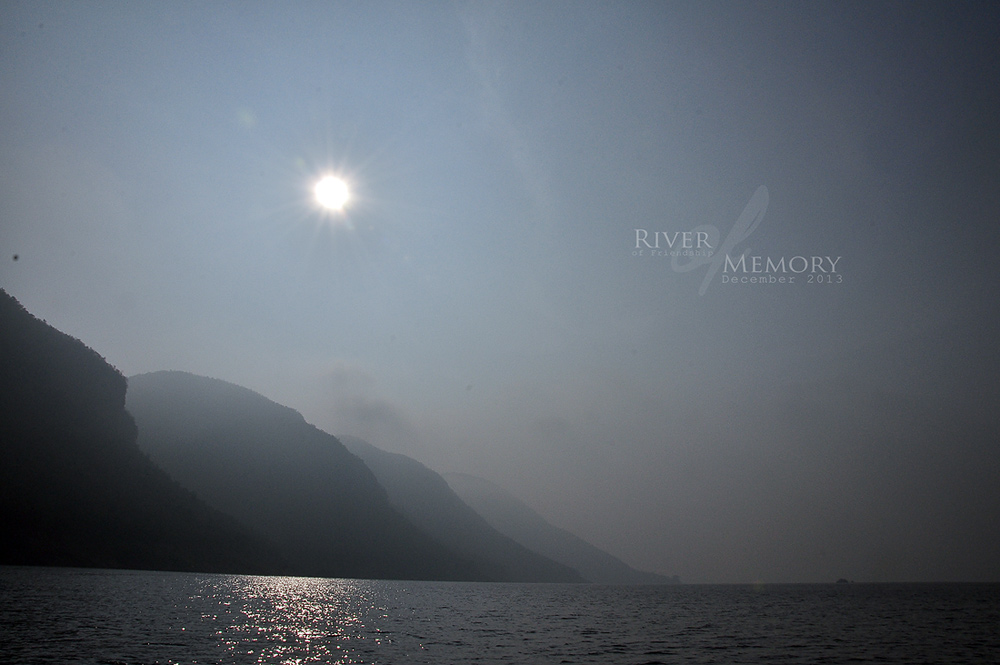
[444,472,679,585]
[126,371,491,581]
[0,289,283,574]
[340,436,582,583]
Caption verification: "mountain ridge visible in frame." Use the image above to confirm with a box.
[1,286,676,583]
[444,471,679,584]
[0,288,284,574]
[127,371,497,581]
[340,435,583,583]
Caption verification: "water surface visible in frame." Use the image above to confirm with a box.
[1,566,997,664]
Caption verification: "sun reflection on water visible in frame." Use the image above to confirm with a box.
[196,575,392,665]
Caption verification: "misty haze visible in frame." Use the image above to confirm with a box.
[2,2,998,663]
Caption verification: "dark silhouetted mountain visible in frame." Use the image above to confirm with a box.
[0,289,284,574]
[444,472,679,584]
[339,435,583,583]
[126,371,494,581]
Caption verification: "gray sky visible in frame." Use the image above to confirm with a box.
[2,1,998,583]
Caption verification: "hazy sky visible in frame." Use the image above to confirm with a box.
[3,1,999,583]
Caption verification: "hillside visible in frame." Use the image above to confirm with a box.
[340,436,582,582]
[0,289,283,574]
[126,371,493,581]
[444,472,679,584]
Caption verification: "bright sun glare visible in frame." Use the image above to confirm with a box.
[313,175,350,212]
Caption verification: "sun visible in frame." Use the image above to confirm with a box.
[313,175,350,212]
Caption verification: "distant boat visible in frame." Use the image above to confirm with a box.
[835,578,851,584]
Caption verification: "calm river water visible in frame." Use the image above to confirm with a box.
[1,566,997,664]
